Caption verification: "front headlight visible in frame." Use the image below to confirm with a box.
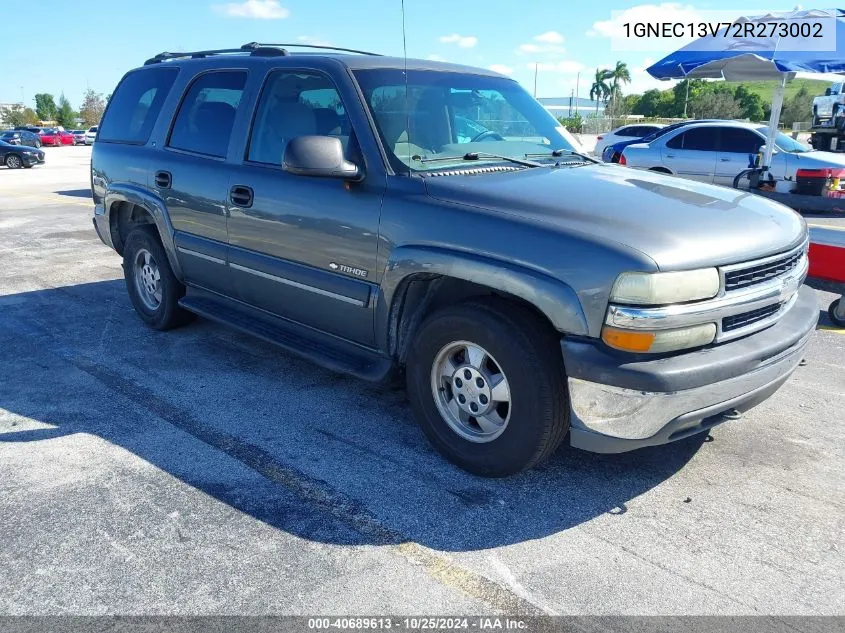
[610,268,720,305]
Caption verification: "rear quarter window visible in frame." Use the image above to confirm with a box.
[98,67,179,144]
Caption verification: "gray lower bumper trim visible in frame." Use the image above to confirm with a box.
[569,366,794,453]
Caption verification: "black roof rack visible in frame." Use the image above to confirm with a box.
[143,42,381,65]
[241,42,382,56]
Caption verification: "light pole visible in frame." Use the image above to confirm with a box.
[533,62,538,98]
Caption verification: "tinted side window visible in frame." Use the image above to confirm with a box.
[99,68,178,144]
[168,71,247,158]
[616,126,638,137]
[666,127,718,151]
[247,70,351,165]
[719,127,763,153]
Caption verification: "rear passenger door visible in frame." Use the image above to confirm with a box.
[661,127,718,183]
[156,69,248,296]
[715,126,764,187]
[225,68,383,346]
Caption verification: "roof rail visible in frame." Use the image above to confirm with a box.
[143,47,267,65]
[143,42,381,66]
[240,42,382,56]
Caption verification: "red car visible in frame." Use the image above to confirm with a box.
[38,129,63,146]
[58,130,74,146]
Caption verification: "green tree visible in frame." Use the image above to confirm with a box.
[79,88,106,127]
[689,91,742,119]
[589,68,612,116]
[0,104,39,127]
[669,79,705,118]
[606,61,631,115]
[733,85,765,121]
[34,93,58,121]
[56,94,76,128]
[780,85,813,127]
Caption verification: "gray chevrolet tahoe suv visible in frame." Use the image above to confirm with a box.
[91,43,818,476]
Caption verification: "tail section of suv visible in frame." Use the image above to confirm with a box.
[91,43,817,476]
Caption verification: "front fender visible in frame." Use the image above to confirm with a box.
[376,245,590,353]
[103,183,183,280]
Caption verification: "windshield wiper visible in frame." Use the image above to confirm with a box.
[411,152,542,168]
[524,148,600,164]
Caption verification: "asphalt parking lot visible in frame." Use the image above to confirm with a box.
[0,146,843,616]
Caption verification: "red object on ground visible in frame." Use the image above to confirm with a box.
[809,227,845,284]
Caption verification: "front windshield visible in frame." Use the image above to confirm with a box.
[353,69,576,172]
[755,126,811,153]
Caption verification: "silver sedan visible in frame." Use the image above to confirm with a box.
[620,120,845,187]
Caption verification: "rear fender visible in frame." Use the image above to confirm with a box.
[104,183,183,280]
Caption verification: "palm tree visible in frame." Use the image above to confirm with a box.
[607,61,632,116]
[589,68,611,117]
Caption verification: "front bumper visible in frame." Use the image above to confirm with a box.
[563,285,818,453]
[21,153,44,166]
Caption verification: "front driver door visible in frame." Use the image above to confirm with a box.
[226,68,384,346]
[715,126,765,187]
[661,127,719,184]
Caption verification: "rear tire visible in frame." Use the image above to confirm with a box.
[405,297,569,476]
[123,225,194,331]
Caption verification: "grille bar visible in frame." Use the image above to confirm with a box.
[722,303,781,332]
[724,250,803,291]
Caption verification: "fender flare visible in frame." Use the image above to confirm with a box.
[103,183,183,280]
[376,245,589,354]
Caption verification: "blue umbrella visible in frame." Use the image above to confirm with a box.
[646,9,845,172]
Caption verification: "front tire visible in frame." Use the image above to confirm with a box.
[123,225,194,330]
[829,298,845,328]
[406,298,569,476]
[5,154,22,169]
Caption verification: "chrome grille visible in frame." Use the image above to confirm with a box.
[722,303,781,332]
[724,249,803,291]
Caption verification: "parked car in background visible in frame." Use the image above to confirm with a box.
[601,120,723,163]
[811,81,845,129]
[71,130,87,145]
[85,125,98,145]
[58,130,74,146]
[0,139,45,168]
[0,129,42,148]
[37,128,63,147]
[620,120,845,187]
[593,123,664,157]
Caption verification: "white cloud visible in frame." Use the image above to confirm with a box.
[488,64,514,75]
[516,31,566,56]
[534,31,564,44]
[212,0,289,19]
[528,60,584,74]
[439,33,478,48]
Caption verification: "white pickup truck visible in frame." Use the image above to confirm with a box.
[812,81,845,128]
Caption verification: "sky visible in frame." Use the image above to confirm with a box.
[0,0,811,110]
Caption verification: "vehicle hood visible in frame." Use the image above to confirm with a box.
[423,164,806,270]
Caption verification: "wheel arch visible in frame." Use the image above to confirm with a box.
[104,184,184,280]
[377,245,589,362]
